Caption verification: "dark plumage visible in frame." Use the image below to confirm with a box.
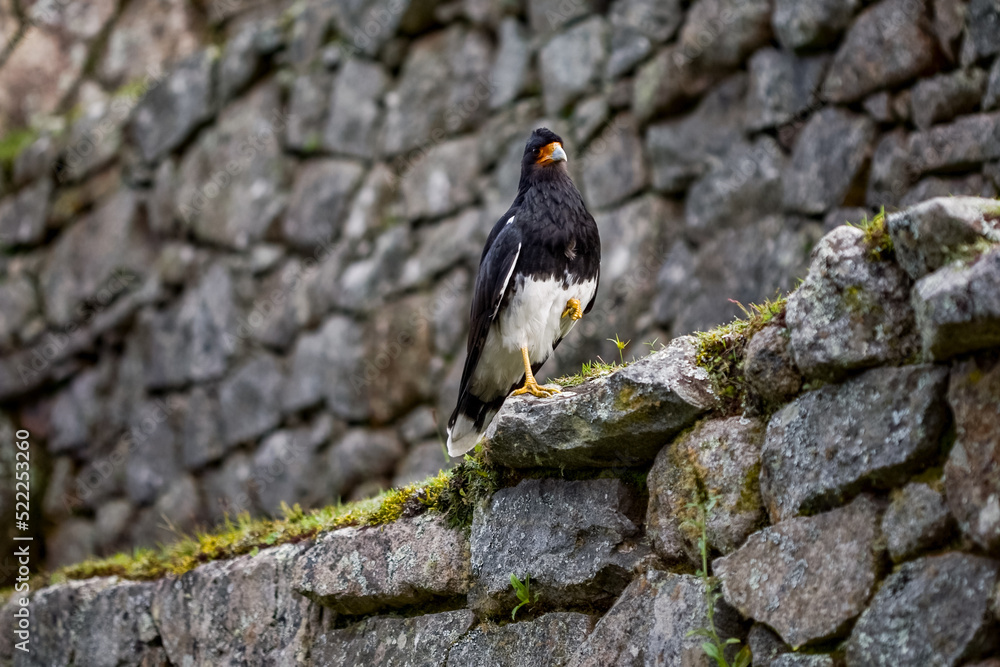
[447,128,601,456]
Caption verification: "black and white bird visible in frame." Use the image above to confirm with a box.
[447,128,601,456]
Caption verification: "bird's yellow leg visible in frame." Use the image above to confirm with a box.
[511,347,560,397]
[562,298,583,321]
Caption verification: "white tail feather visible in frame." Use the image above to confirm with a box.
[447,414,482,457]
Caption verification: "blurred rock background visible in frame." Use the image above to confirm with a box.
[0,0,997,578]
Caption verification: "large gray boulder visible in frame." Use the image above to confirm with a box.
[821,0,937,103]
[153,543,318,666]
[912,246,1000,360]
[646,416,766,563]
[484,337,715,469]
[887,196,1000,280]
[447,613,596,667]
[715,495,885,648]
[292,514,471,615]
[761,365,949,522]
[470,478,652,615]
[772,0,859,51]
[944,353,1000,554]
[568,570,746,667]
[882,482,955,563]
[786,225,919,381]
[782,108,875,215]
[129,49,216,162]
[539,16,608,115]
[311,609,477,666]
[844,553,1000,667]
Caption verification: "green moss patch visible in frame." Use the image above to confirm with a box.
[694,295,787,415]
[848,207,893,261]
[46,463,500,587]
[552,358,623,387]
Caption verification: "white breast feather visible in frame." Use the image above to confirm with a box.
[470,272,597,399]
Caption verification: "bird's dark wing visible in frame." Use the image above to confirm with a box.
[479,205,519,265]
[458,222,522,395]
[584,264,599,314]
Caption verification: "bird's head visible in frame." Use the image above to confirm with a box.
[521,127,568,173]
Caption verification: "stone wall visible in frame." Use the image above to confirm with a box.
[3,195,1000,666]
[0,0,999,577]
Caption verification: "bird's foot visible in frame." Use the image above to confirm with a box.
[562,298,583,321]
[511,378,561,398]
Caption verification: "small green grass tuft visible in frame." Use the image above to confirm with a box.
[552,358,622,387]
[509,573,540,620]
[848,207,893,261]
[694,295,787,415]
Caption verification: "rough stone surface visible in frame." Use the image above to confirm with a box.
[282,315,368,420]
[40,189,147,327]
[0,178,52,247]
[783,107,876,215]
[907,112,1000,176]
[311,609,477,666]
[747,49,829,131]
[539,17,608,115]
[605,0,682,79]
[882,482,955,562]
[786,225,919,381]
[580,114,647,209]
[744,324,802,405]
[281,159,364,249]
[470,478,651,614]
[645,74,747,194]
[655,216,821,336]
[400,137,481,220]
[292,514,470,615]
[912,246,1000,360]
[845,553,1000,666]
[447,613,596,667]
[647,416,766,562]
[153,543,318,666]
[219,355,284,447]
[569,570,746,667]
[323,59,389,159]
[379,26,493,156]
[772,0,860,51]
[761,365,950,522]
[911,69,988,130]
[176,82,290,249]
[773,657,834,667]
[139,262,236,389]
[715,495,885,648]
[822,0,938,103]
[484,336,715,469]
[887,196,1000,280]
[685,136,784,233]
[748,623,791,667]
[129,49,215,162]
[945,353,1000,554]
[962,0,1000,65]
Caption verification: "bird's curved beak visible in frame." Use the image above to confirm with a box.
[538,142,568,165]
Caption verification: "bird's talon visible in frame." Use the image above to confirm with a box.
[512,379,561,398]
[562,298,583,321]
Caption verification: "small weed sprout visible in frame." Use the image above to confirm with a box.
[510,573,538,620]
[847,207,892,261]
[682,494,752,667]
[643,337,660,349]
[607,334,630,364]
